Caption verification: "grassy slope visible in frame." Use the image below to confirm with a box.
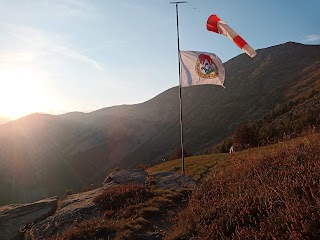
[40,132,320,239]
[165,133,320,240]
[147,153,228,182]
[147,140,297,182]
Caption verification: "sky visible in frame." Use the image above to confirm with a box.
[0,0,319,120]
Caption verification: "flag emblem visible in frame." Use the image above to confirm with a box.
[195,54,218,79]
[180,51,225,87]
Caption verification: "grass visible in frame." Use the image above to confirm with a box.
[52,184,191,239]
[147,153,228,182]
[51,133,320,239]
[146,139,300,182]
[52,218,118,240]
[165,133,320,240]
[93,183,149,210]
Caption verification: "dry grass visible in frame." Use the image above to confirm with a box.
[52,133,320,239]
[147,153,228,182]
[53,184,190,239]
[165,133,320,240]
[93,183,149,210]
[52,218,117,240]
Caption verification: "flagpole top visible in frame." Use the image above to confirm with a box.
[170,1,187,4]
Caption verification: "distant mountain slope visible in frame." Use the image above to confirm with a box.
[122,42,320,162]
[207,48,320,153]
[0,42,319,204]
[0,116,10,125]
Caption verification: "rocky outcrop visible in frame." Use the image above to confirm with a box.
[30,188,103,239]
[103,169,148,187]
[0,196,57,240]
[102,169,196,189]
[153,172,197,189]
[1,169,197,239]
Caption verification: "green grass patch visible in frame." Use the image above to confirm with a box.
[147,153,228,182]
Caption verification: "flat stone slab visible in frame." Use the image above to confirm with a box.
[153,172,197,189]
[30,188,103,239]
[0,196,58,240]
[103,169,148,187]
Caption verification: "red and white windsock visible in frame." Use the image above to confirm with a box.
[206,14,257,58]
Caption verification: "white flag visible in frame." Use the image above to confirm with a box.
[180,51,225,87]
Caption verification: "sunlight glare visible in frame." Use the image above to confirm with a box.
[0,67,59,119]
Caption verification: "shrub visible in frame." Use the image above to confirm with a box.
[167,146,193,161]
[233,123,258,150]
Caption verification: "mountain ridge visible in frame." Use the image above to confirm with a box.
[1,41,319,204]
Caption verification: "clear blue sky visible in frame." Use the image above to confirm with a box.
[0,0,319,119]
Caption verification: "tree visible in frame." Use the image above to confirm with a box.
[233,124,257,150]
[167,146,193,161]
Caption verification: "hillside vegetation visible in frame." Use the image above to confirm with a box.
[209,64,320,153]
[46,185,191,240]
[30,132,320,239]
[147,153,228,182]
[165,133,320,239]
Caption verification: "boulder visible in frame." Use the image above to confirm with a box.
[103,169,148,187]
[30,188,103,239]
[153,172,197,189]
[0,196,58,240]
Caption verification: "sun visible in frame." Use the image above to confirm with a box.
[0,67,56,120]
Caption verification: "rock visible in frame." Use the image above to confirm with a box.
[103,169,148,187]
[30,188,103,239]
[0,196,58,240]
[25,170,196,239]
[103,169,196,189]
[153,172,197,189]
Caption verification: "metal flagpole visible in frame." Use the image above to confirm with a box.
[170,1,187,175]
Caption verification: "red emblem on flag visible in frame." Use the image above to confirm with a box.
[195,54,218,79]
